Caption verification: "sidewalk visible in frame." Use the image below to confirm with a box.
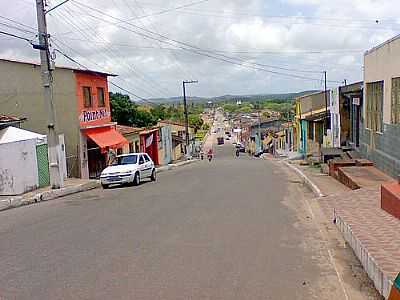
[287,162,398,299]
[0,178,99,212]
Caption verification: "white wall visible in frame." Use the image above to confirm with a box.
[0,139,39,195]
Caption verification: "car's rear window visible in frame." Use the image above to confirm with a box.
[116,155,138,165]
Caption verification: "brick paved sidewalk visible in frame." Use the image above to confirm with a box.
[318,185,400,298]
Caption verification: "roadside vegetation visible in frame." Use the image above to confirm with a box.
[222,98,294,120]
[109,92,206,132]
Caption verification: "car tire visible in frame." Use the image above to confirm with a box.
[133,172,140,186]
[151,169,156,181]
[102,184,109,189]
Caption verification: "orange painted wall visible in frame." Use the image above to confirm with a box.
[75,71,112,127]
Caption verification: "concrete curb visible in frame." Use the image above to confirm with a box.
[335,213,393,299]
[283,160,393,299]
[157,159,199,174]
[283,161,325,198]
[0,181,100,212]
[1,160,200,212]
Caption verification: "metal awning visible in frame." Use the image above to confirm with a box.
[84,126,128,150]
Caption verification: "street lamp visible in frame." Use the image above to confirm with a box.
[182,80,198,157]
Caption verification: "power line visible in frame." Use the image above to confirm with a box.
[57,4,175,98]
[0,15,37,32]
[126,0,195,80]
[53,45,155,105]
[0,21,37,35]
[51,7,170,99]
[71,1,341,82]
[122,0,209,21]
[0,30,33,43]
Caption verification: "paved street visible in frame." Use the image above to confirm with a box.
[0,144,347,300]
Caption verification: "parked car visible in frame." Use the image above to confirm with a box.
[100,153,156,188]
[217,137,225,145]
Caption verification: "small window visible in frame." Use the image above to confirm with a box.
[83,87,92,108]
[117,148,123,155]
[129,142,134,153]
[144,154,150,162]
[97,87,105,107]
[139,155,145,165]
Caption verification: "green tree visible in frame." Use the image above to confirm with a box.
[109,92,137,126]
[109,92,157,127]
[188,114,204,132]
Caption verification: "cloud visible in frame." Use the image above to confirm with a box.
[0,0,399,98]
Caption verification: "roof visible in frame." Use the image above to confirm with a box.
[296,90,325,100]
[0,114,26,124]
[116,125,142,135]
[340,81,363,94]
[0,58,117,77]
[365,33,400,56]
[0,126,46,144]
[140,127,159,135]
[303,110,328,122]
[158,120,194,129]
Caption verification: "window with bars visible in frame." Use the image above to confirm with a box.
[366,81,383,132]
[391,77,400,124]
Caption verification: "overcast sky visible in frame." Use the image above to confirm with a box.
[1,0,400,100]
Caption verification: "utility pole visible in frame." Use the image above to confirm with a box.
[324,71,328,135]
[258,110,261,153]
[182,80,198,157]
[344,79,348,86]
[35,0,62,189]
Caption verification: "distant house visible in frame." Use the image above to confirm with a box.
[116,125,142,154]
[158,120,195,161]
[295,91,329,157]
[360,34,400,177]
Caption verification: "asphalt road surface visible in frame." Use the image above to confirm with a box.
[0,145,349,300]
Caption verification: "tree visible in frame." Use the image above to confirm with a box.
[188,114,204,132]
[109,92,137,126]
[109,92,157,127]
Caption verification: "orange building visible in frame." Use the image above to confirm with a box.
[75,71,128,178]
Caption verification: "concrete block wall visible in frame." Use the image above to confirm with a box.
[359,123,400,178]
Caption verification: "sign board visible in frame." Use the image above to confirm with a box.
[233,128,242,133]
[353,97,360,106]
[79,109,110,123]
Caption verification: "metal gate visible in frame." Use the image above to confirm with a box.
[36,143,50,187]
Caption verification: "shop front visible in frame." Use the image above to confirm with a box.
[75,71,128,178]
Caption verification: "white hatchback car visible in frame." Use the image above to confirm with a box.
[100,153,156,189]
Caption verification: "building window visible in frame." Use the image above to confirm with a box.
[391,77,400,124]
[83,87,92,108]
[117,148,123,155]
[129,142,134,153]
[97,87,105,107]
[366,81,383,132]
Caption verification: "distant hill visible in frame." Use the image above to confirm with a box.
[148,90,319,104]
